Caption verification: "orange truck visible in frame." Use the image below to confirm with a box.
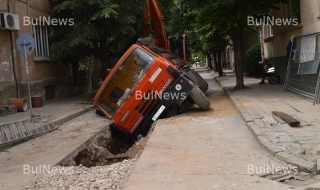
[93,0,210,143]
[93,44,210,142]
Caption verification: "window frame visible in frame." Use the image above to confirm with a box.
[32,19,51,58]
[265,24,273,38]
[285,0,301,27]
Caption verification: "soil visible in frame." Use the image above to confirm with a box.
[60,122,156,168]
[24,121,156,190]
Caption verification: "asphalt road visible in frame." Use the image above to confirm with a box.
[123,70,315,190]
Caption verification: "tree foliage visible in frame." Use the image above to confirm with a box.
[164,1,228,54]
[49,0,145,66]
[207,0,287,89]
[244,43,263,76]
[164,0,288,89]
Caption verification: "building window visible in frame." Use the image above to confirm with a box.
[265,24,273,38]
[286,0,301,26]
[32,24,51,57]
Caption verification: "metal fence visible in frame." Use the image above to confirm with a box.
[284,33,320,105]
[72,56,119,99]
[73,56,100,99]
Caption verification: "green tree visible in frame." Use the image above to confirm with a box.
[201,0,287,89]
[244,43,263,76]
[194,26,228,76]
[164,1,228,76]
[49,0,145,78]
[165,0,287,89]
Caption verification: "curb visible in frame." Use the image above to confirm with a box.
[54,106,94,126]
[0,106,94,151]
[214,77,317,173]
[56,120,113,166]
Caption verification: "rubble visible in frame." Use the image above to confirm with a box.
[262,116,279,128]
[0,105,18,116]
[24,123,152,190]
[25,159,136,190]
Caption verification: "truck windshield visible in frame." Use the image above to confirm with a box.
[97,48,155,118]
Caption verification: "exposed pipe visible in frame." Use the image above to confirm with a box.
[7,0,19,98]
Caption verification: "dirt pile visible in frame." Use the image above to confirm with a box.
[25,123,155,189]
[74,142,114,167]
[72,125,151,167]
[25,159,135,190]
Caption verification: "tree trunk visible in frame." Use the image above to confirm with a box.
[72,62,79,86]
[100,34,108,80]
[213,50,219,72]
[217,50,223,76]
[222,49,227,68]
[206,54,213,69]
[231,29,246,90]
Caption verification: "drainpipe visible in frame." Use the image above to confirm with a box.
[259,26,265,63]
[8,0,19,97]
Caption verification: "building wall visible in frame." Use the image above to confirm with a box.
[263,0,320,84]
[225,45,235,70]
[242,31,259,56]
[0,0,73,106]
[223,31,259,71]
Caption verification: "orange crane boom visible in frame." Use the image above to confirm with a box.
[143,0,168,49]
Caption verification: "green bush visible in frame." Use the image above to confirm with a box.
[244,43,263,76]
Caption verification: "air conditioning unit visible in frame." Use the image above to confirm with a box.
[0,13,20,31]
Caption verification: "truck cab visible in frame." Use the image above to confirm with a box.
[94,44,206,142]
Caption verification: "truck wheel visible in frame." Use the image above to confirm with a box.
[189,85,210,110]
[137,134,143,140]
[186,69,209,92]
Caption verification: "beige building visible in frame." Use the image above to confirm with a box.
[217,31,259,71]
[0,0,77,106]
[262,0,320,84]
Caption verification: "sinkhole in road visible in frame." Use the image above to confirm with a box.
[69,124,150,167]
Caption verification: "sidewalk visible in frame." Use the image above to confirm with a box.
[0,94,110,189]
[0,94,94,125]
[0,94,94,148]
[215,70,320,173]
[0,112,110,190]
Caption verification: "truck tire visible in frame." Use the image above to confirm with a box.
[186,69,209,92]
[189,85,210,110]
